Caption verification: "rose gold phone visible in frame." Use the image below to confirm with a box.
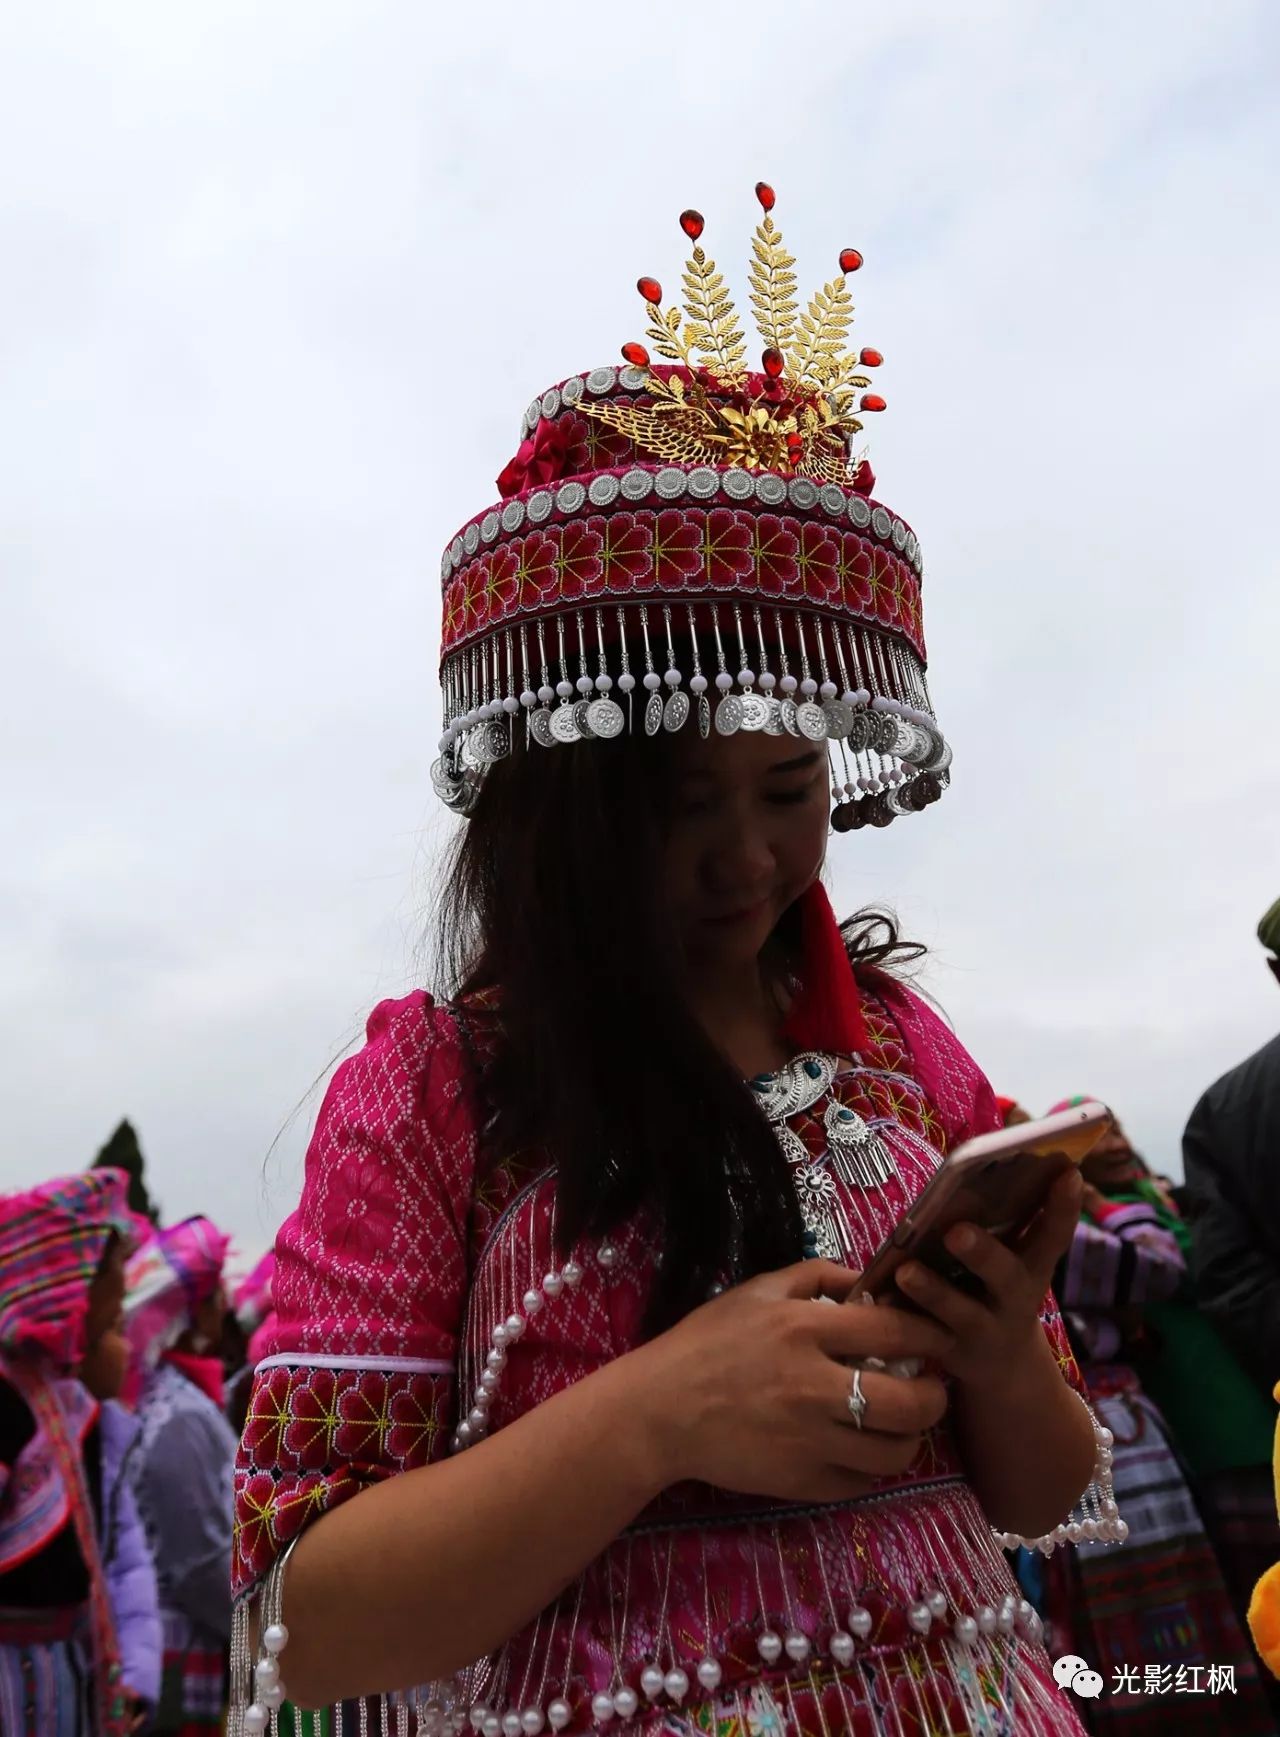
[853,1101,1113,1305]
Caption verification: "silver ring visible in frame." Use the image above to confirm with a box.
[846,1366,869,1430]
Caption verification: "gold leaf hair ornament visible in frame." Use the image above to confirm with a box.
[581,182,886,485]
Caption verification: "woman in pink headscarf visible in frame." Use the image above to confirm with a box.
[124,1217,237,1737]
[0,1170,159,1737]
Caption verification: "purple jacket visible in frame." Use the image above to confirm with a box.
[98,1397,162,1711]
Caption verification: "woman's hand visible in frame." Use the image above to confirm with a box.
[893,1167,1083,1393]
[630,1259,954,1504]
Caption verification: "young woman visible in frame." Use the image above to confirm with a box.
[232,188,1122,1737]
[0,1170,147,1737]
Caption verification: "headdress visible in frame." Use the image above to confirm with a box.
[123,1214,230,1371]
[0,1169,132,1374]
[432,183,950,831]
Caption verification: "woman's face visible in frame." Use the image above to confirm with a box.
[663,729,829,969]
[1082,1122,1144,1188]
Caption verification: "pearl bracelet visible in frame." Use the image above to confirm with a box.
[992,1399,1128,1555]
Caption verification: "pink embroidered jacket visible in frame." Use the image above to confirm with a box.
[232,978,1095,1736]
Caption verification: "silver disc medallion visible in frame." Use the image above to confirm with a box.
[795,701,828,741]
[530,708,556,748]
[844,712,871,753]
[663,690,691,733]
[870,711,900,755]
[550,705,582,744]
[763,698,785,735]
[823,699,854,740]
[644,691,664,736]
[780,698,801,736]
[429,757,461,800]
[714,695,745,736]
[572,700,596,738]
[587,697,625,738]
[740,694,771,732]
[698,694,711,738]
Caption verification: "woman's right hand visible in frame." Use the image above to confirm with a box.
[629,1260,954,1504]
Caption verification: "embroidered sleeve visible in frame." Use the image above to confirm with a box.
[232,992,477,1599]
[1059,1210,1185,1309]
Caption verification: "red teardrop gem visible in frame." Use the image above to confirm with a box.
[762,347,784,379]
[637,276,663,304]
[679,209,705,241]
[839,248,864,273]
[786,431,804,450]
[859,348,883,367]
[755,181,776,212]
[621,341,650,367]
[860,393,887,412]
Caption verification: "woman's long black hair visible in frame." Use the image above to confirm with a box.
[436,724,921,1334]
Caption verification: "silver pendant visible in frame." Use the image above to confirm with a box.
[644,691,664,736]
[823,699,854,739]
[753,1053,838,1122]
[698,694,711,738]
[663,690,691,733]
[740,694,771,732]
[794,1167,844,1260]
[824,1101,898,1189]
[587,697,625,738]
[550,705,582,744]
[780,698,801,736]
[795,701,828,741]
[763,698,786,735]
[572,700,596,738]
[530,708,556,748]
[715,695,745,735]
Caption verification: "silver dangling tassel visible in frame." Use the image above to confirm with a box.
[661,605,689,732]
[638,605,663,735]
[615,606,636,733]
[588,609,625,737]
[686,605,711,737]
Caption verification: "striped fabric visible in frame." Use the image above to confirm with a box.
[0,1172,131,1373]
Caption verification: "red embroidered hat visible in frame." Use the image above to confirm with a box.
[433,184,950,830]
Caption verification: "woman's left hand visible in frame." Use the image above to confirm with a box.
[893,1167,1083,1392]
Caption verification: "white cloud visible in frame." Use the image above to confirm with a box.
[2,0,1278,1255]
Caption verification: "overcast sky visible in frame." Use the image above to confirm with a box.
[3,1,1278,1271]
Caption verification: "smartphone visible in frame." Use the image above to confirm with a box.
[853,1101,1113,1305]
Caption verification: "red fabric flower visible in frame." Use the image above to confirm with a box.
[554,519,605,602]
[651,509,703,589]
[795,521,840,604]
[514,530,559,608]
[386,1375,451,1468]
[700,507,755,584]
[281,1367,341,1469]
[592,512,653,594]
[837,532,875,614]
[240,1365,296,1467]
[750,513,800,596]
[496,417,575,500]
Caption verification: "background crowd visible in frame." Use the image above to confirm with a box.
[2,898,1278,1737]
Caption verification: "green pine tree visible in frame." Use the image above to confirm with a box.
[91,1118,160,1223]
